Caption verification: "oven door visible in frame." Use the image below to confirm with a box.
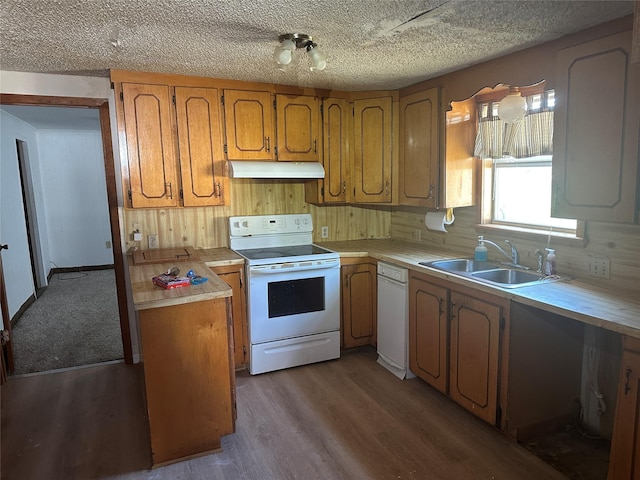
[246,259,340,344]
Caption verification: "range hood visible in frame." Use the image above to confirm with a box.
[229,161,325,179]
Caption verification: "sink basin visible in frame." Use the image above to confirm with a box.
[470,268,547,287]
[420,258,562,289]
[420,258,499,273]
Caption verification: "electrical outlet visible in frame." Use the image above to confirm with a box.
[148,234,159,249]
[588,257,610,278]
[106,241,112,249]
[412,229,421,242]
[321,226,329,239]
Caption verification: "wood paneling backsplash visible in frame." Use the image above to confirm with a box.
[122,179,391,250]
[391,207,640,293]
[123,178,638,293]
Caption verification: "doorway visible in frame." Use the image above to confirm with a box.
[0,94,132,372]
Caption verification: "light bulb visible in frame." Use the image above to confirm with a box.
[498,90,527,123]
[273,38,296,66]
[307,45,326,71]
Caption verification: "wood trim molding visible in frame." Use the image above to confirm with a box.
[633,1,640,63]
[0,94,133,365]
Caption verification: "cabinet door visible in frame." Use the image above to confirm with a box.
[276,94,320,161]
[223,89,275,160]
[608,347,640,480]
[212,266,248,369]
[322,98,351,203]
[175,87,227,206]
[449,291,501,425]
[353,97,393,203]
[399,89,439,207]
[409,273,449,393]
[552,30,639,222]
[342,263,377,348]
[122,83,179,208]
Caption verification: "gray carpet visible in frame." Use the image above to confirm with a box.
[11,269,124,375]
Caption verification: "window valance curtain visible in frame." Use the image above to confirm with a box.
[474,107,554,159]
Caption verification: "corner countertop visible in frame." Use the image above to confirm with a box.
[319,239,640,339]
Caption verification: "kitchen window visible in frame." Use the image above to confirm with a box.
[474,88,580,239]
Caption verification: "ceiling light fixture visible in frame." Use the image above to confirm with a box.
[274,33,326,71]
[498,86,527,123]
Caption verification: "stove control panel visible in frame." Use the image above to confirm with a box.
[229,214,313,237]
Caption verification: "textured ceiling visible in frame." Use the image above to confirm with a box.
[0,0,635,91]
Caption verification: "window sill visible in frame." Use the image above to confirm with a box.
[475,223,588,248]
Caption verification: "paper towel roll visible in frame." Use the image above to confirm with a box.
[425,210,455,232]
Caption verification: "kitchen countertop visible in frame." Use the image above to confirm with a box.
[319,239,640,339]
[129,260,232,311]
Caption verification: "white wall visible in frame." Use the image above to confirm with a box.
[0,71,110,98]
[37,130,113,268]
[0,111,41,318]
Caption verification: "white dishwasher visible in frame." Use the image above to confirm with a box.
[376,262,414,379]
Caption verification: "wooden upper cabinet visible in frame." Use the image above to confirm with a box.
[275,94,320,161]
[175,87,226,207]
[552,30,639,223]
[122,83,179,208]
[399,88,440,207]
[449,291,502,426]
[322,98,350,203]
[223,89,275,161]
[443,97,476,208]
[353,97,394,203]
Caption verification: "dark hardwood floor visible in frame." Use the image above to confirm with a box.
[2,348,568,479]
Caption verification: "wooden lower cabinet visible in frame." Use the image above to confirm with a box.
[210,264,248,369]
[341,259,377,348]
[138,297,235,467]
[409,272,506,426]
[608,336,640,480]
[449,290,504,425]
[408,272,449,393]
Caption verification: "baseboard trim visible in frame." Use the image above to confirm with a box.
[51,264,115,274]
[10,294,36,327]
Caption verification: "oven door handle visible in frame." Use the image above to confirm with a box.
[249,261,339,275]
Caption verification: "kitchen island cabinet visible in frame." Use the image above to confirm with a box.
[341,258,377,348]
[130,261,235,467]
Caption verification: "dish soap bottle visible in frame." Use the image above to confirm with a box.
[543,248,557,276]
[474,236,488,262]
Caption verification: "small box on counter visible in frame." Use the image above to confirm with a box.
[152,273,191,289]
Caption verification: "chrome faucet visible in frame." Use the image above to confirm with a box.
[482,239,530,270]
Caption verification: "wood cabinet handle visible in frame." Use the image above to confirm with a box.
[624,367,632,395]
[426,184,434,200]
[266,137,271,152]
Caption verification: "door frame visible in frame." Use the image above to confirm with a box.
[0,94,133,365]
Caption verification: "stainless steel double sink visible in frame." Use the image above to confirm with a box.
[420,258,561,289]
